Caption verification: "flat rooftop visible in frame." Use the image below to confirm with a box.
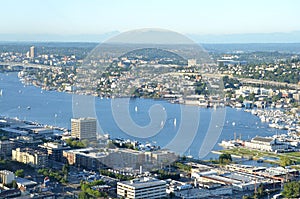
[118,177,166,189]
[16,177,37,186]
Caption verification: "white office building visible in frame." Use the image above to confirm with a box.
[0,170,15,185]
[117,177,166,199]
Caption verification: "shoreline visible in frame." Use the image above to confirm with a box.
[0,71,296,160]
[15,71,299,134]
[2,71,296,133]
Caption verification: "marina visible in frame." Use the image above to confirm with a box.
[245,109,300,133]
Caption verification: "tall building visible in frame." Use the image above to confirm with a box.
[117,177,166,199]
[71,118,97,140]
[29,46,36,58]
[0,170,15,185]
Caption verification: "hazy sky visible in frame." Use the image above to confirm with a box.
[1,0,300,35]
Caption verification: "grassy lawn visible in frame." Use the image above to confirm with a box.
[285,152,300,158]
[219,148,300,164]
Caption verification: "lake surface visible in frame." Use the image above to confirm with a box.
[0,72,286,159]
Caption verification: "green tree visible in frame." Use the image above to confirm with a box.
[237,95,244,103]
[15,169,24,177]
[195,82,208,95]
[282,181,300,198]
[78,191,90,199]
[174,162,192,172]
[256,184,264,198]
[272,92,282,102]
[248,92,256,101]
[62,164,69,175]
[65,138,86,148]
[219,153,232,164]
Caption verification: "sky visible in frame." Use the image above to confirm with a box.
[1,0,300,41]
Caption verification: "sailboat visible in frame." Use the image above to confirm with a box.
[0,89,2,96]
[173,118,177,127]
[135,106,138,112]
[160,120,164,127]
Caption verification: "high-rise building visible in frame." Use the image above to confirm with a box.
[29,46,36,58]
[71,117,97,140]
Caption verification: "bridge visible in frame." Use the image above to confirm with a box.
[0,61,51,70]
[238,77,300,90]
[203,73,300,90]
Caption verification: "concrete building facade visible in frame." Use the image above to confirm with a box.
[12,148,48,168]
[71,118,97,140]
[0,140,15,157]
[39,142,70,162]
[0,170,15,185]
[244,136,289,152]
[117,177,166,199]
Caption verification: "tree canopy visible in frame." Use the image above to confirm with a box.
[282,181,300,198]
[15,169,24,177]
[219,153,232,164]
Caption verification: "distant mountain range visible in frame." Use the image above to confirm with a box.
[0,31,120,43]
[1,31,300,43]
[187,31,300,43]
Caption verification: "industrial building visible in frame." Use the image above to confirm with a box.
[244,136,289,152]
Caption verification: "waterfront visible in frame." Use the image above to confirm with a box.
[0,72,286,159]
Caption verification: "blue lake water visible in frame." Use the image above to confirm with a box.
[0,72,286,159]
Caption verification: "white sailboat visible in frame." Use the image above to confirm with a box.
[173,118,177,127]
[0,89,2,96]
[135,106,138,112]
[160,120,164,127]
